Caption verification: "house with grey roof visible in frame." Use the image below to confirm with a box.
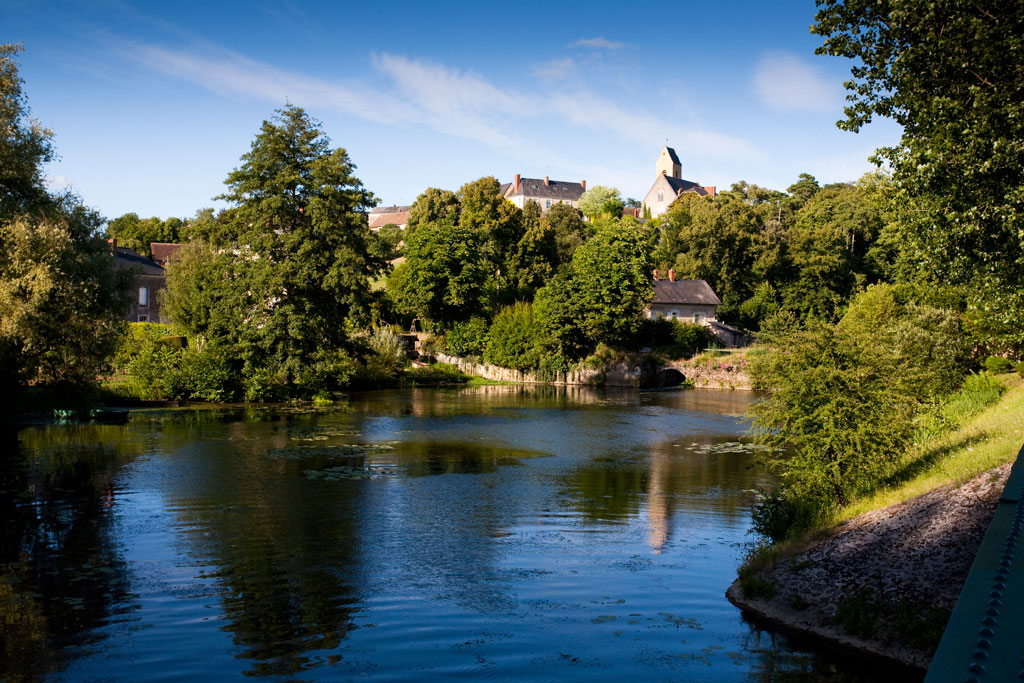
[647,272,747,347]
[641,147,716,218]
[500,175,587,212]
[111,241,168,323]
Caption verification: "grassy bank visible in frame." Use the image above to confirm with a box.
[822,374,1023,526]
[746,374,1024,566]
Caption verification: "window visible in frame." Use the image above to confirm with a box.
[545,200,551,209]
[137,314,149,322]
[669,310,678,319]
[138,286,149,306]
[657,192,663,202]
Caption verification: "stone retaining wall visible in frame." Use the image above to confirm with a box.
[434,353,751,389]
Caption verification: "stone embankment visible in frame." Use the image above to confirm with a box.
[726,464,1012,670]
[433,352,752,389]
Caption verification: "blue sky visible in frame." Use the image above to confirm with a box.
[4,0,902,221]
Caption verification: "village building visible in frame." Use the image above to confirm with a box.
[110,240,169,323]
[647,271,747,347]
[641,147,716,218]
[150,242,182,266]
[368,205,411,231]
[500,175,587,212]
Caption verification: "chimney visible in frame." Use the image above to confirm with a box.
[653,268,659,281]
[704,185,717,197]
[668,268,675,282]
[514,173,520,192]
[581,180,586,190]
[544,176,549,186]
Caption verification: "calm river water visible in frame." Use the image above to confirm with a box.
[2,386,876,681]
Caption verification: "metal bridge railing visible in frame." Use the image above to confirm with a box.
[924,443,1024,682]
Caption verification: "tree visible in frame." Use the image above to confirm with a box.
[536,219,653,355]
[386,220,490,325]
[813,0,1024,352]
[545,202,589,265]
[577,185,624,220]
[507,201,558,294]
[0,44,130,404]
[406,187,460,235]
[0,43,53,218]
[105,213,184,258]
[484,302,540,370]
[165,105,382,396]
[456,176,523,271]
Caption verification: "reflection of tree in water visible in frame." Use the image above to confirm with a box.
[563,437,771,552]
[0,426,142,681]
[155,412,365,678]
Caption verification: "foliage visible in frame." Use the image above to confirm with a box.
[360,325,407,383]
[164,105,381,397]
[484,302,540,371]
[566,219,654,348]
[545,202,590,265]
[443,317,489,357]
[1018,362,1024,378]
[387,220,490,323]
[402,362,470,385]
[0,44,131,405]
[0,43,53,218]
[912,372,1005,444]
[982,356,1014,374]
[577,185,624,220]
[813,0,1024,352]
[105,213,184,258]
[507,201,558,294]
[406,188,460,235]
[750,320,916,507]
[750,487,825,543]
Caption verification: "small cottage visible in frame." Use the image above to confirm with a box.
[647,272,747,347]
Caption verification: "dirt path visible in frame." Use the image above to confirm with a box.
[726,463,1012,670]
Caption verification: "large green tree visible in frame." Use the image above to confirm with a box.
[813,0,1024,352]
[164,105,382,395]
[0,44,130,403]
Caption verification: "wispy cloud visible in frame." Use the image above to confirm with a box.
[125,42,757,167]
[569,37,626,50]
[753,51,839,113]
[534,58,576,80]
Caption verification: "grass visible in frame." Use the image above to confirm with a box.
[823,374,1023,525]
[741,374,1024,577]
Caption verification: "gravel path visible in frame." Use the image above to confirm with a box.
[726,463,1012,670]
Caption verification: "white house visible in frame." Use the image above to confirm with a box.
[500,175,587,212]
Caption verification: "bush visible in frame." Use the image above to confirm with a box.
[535,354,570,382]
[360,325,407,383]
[913,371,1006,442]
[1018,361,1024,378]
[403,362,470,385]
[983,356,1014,374]
[243,365,288,402]
[669,321,712,358]
[750,488,825,543]
[484,303,541,371]
[444,317,489,357]
[180,347,237,402]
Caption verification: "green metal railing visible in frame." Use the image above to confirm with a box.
[924,443,1024,682]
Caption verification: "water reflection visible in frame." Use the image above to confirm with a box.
[2,388,883,682]
[0,426,143,681]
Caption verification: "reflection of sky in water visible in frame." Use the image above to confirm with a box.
[3,387,875,682]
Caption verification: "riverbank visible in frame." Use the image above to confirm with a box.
[434,351,753,389]
[728,375,1024,671]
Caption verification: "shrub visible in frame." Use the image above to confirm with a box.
[484,303,541,371]
[180,347,237,402]
[669,321,712,358]
[444,317,489,357]
[243,365,288,402]
[403,362,470,385]
[535,354,570,382]
[360,325,407,383]
[913,371,1006,442]
[1018,361,1024,378]
[983,356,1013,374]
[750,488,825,543]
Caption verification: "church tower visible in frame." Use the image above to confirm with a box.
[655,146,682,179]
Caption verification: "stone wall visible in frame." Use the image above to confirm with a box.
[434,352,752,390]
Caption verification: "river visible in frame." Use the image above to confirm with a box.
[1,385,875,681]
